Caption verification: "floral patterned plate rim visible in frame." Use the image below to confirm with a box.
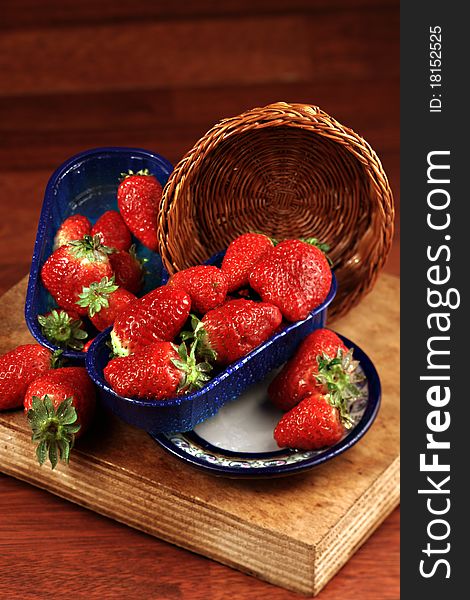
[150,334,381,479]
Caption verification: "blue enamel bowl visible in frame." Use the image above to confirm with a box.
[25,147,173,362]
[151,333,381,478]
[85,273,337,434]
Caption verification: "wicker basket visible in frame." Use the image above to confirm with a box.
[158,102,394,319]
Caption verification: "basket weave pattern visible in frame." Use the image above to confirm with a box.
[158,102,394,319]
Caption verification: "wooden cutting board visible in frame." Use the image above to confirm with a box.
[0,274,399,596]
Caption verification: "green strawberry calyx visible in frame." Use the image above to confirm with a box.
[119,169,153,182]
[68,234,114,262]
[38,309,88,351]
[315,348,364,429]
[128,243,150,278]
[171,341,213,393]
[50,349,65,368]
[180,314,217,363]
[302,237,330,253]
[302,237,333,266]
[76,275,119,317]
[27,395,81,470]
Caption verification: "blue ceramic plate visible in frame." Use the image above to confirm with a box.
[25,147,173,362]
[150,334,381,478]
[86,274,337,434]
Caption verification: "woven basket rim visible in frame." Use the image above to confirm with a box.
[161,102,386,194]
[157,101,395,320]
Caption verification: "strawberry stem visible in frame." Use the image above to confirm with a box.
[38,309,88,351]
[171,342,213,393]
[68,234,114,260]
[119,169,153,182]
[76,275,119,317]
[315,348,364,429]
[50,349,64,369]
[180,314,217,363]
[27,395,81,469]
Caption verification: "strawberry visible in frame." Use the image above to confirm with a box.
[41,234,114,316]
[117,169,162,251]
[38,309,88,351]
[0,344,57,410]
[221,233,274,292]
[76,276,136,331]
[53,214,91,250]
[274,392,350,450]
[268,329,351,411]
[24,367,96,468]
[109,246,145,294]
[249,239,332,322]
[91,210,132,252]
[82,338,95,352]
[168,265,228,314]
[104,341,212,400]
[110,286,191,357]
[184,299,282,366]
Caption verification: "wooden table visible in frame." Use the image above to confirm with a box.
[0,1,399,597]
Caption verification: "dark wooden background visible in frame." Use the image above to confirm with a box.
[0,1,399,598]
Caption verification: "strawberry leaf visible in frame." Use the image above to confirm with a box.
[171,341,214,393]
[119,169,152,182]
[302,237,333,265]
[36,440,48,466]
[68,234,114,260]
[76,275,119,317]
[38,309,88,351]
[27,395,81,469]
[314,348,365,428]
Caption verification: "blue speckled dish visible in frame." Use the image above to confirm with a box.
[25,147,173,362]
[151,334,381,478]
[85,274,337,434]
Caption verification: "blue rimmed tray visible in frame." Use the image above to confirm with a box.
[86,273,337,434]
[25,147,173,362]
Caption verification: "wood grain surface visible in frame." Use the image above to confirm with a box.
[0,273,399,595]
[0,0,399,598]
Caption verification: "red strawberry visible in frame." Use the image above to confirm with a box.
[274,392,349,450]
[109,246,145,294]
[38,309,88,351]
[91,210,132,252]
[249,239,332,322]
[24,367,96,468]
[221,233,274,292]
[185,299,282,366]
[76,276,136,331]
[168,265,228,314]
[0,344,56,410]
[104,341,212,400]
[117,170,162,251]
[82,338,95,353]
[41,234,114,316]
[269,329,350,411]
[111,286,191,357]
[53,214,91,250]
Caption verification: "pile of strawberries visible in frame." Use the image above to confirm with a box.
[102,231,333,402]
[0,344,95,468]
[38,169,164,352]
[0,169,163,469]
[270,328,363,450]
[0,167,365,466]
